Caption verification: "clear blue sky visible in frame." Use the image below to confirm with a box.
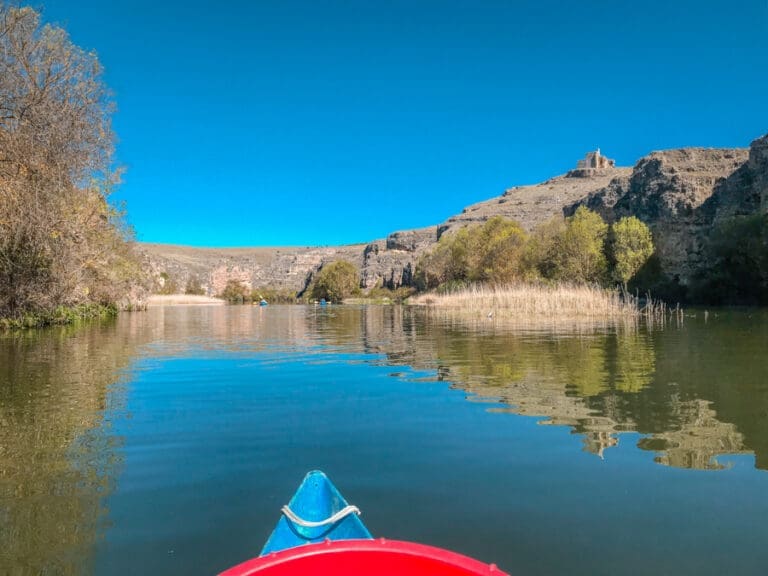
[42,0,768,247]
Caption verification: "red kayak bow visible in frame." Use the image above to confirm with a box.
[220,538,508,575]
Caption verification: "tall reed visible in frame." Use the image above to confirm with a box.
[407,283,673,325]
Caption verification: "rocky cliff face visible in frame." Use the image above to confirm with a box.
[573,147,750,283]
[571,138,768,285]
[140,133,768,295]
[748,134,768,214]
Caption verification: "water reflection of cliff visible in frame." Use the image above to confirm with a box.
[308,306,765,471]
[0,317,148,575]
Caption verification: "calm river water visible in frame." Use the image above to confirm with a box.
[1,305,767,575]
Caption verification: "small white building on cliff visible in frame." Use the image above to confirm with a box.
[576,148,615,170]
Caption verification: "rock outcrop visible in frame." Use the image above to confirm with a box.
[747,134,768,214]
[571,139,768,285]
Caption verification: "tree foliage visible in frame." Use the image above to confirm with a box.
[473,217,529,283]
[0,4,143,320]
[523,216,567,281]
[252,287,297,304]
[607,216,654,286]
[547,207,609,284]
[311,260,360,303]
[416,209,657,293]
[416,217,530,290]
[219,280,251,304]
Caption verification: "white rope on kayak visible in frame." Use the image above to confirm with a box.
[280,504,361,528]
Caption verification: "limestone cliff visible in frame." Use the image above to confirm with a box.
[572,135,768,285]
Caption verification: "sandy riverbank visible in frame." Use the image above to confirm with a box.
[146,294,225,306]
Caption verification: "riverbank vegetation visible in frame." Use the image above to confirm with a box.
[407,284,672,328]
[216,281,300,305]
[0,303,119,330]
[409,284,633,318]
[692,213,768,305]
[415,209,654,287]
[309,260,360,303]
[410,209,663,319]
[0,5,145,328]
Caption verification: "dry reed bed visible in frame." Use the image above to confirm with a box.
[407,284,670,323]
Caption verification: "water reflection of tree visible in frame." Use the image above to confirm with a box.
[338,306,763,471]
[204,305,764,472]
[0,318,144,575]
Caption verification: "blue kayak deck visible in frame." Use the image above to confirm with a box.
[260,470,372,555]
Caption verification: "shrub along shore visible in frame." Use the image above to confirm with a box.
[0,303,119,330]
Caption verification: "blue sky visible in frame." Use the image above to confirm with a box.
[42,0,768,247]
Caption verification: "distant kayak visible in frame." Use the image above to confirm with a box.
[219,470,508,575]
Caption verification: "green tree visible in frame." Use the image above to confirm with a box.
[547,207,609,284]
[473,217,529,283]
[416,217,531,290]
[311,260,360,303]
[220,280,251,304]
[523,216,567,281]
[607,216,654,287]
[415,231,467,290]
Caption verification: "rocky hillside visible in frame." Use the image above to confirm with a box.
[139,134,768,296]
[438,167,632,236]
[141,244,367,296]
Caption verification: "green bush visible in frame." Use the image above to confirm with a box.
[251,287,297,304]
[219,280,251,304]
[628,254,687,303]
[692,214,768,304]
[364,285,416,303]
[310,260,360,303]
[0,303,117,330]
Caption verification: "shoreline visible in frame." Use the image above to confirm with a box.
[146,294,225,306]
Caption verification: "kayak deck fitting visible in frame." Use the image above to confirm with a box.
[260,470,372,554]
